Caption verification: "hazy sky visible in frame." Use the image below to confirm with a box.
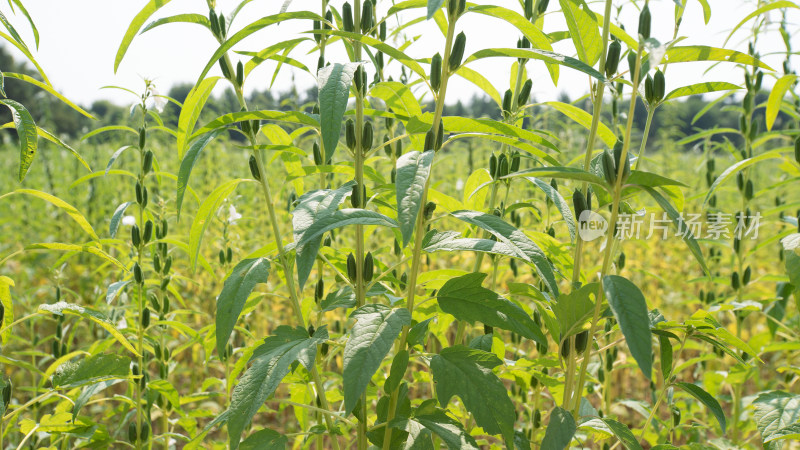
[2,0,798,108]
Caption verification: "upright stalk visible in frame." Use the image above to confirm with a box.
[634,108,655,170]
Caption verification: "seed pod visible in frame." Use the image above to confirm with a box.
[586,188,593,211]
[162,296,170,314]
[235,61,244,88]
[511,151,521,172]
[131,224,141,248]
[375,51,384,70]
[143,150,154,175]
[449,32,466,70]
[731,271,740,290]
[361,0,373,33]
[795,136,800,163]
[135,181,143,205]
[315,279,324,303]
[249,155,261,180]
[390,167,396,183]
[537,0,549,14]
[672,406,681,426]
[0,304,3,328]
[560,338,571,358]
[227,247,233,263]
[627,51,638,77]
[218,13,226,37]
[524,0,534,19]
[2,380,10,409]
[613,140,630,182]
[743,266,751,285]
[638,3,651,40]
[653,69,665,101]
[395,139,403,158]
[380,21,387,41]
[342,2,354,32]
[141,307,150,328]
[128,422,138,444]
[573,189,587,218]
[745,179,754,200]
[353,65,365,95]
[755,71,763,91]
[364,252,374,282]
[346,253,357,282]
[644,75,654,104]
[163,256,172,274]
[618,252,626,269]
[424,129,435,151]
[502,89,513,118]
[518,79,532,107]
[423,201,437,220]
[533,409,542,428]
[400,272,408,290]
[605,40,621,77]
[141,422,150,442]
[575,330,589,353]
[489,153,498,179]
[134,263,143,284]
[430,53,442,92]
[143,220,153,244]
[312,141,323,165]
[138,126,146,150]
[362,121,373,153]
[350,184,360,208]
[434,121,444,150]
[602,151,617,185]
[498,153,509,178]
[209,9,220,36]
[345,119,357,150]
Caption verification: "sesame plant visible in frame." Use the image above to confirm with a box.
[1,0,800,449]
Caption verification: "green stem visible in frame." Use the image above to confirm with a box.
[638,333,688,440]
[634,107,656,171]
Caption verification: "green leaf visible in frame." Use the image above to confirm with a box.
[526,177,576,241]
[73,379,124,422]
[674,382,727,433]
[423,229,535,260]
[109,202,135,238]
[451,210,559,296]
[396,150,435,246]
[318,62,359,161]
[601,418,642,450]
[455,66,503,106]
[553,282,598,338]
[558,0,602,66]
[114,0,172,72]
[544,101,616,148]
[52,353,131,389]
[192,110,319,139]
[602,275,652,380]
[240,428,289,449]
[189,179,252,271]
[427,0,445,19]
[0,99,38,182]
[227,325,328,449]
[430,346,515,442]
[0,69,4,97]
[659,46,773,71]
[38,302,140,356]
[541,407,576,450]
[105,145,134,175]
[659,335,673,381]
[343,305,411,413]
[663,82,741,101]
[314,29,428,80]
[465,48,605,81]
[703,150,784,205]
[0,276,14,345]
[2,73,95,119]
[106,280,130,305]
[390,411,480,450]
[723,1,799,47]
[766,75,797,131]
[293,183,398,289]
[216,258,271,356]
[141,13,210,34]
[506,167,607,188]
[641,186,709,276]
[0,189,98,240]
[177,77,220,158]
[177,129,223,218]
[196,11,323,84]
[437,273,546,346]
[25,243,126,272]
[752,391,800,447]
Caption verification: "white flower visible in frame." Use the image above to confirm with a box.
[147,85,167,113]
[228,204,242,225]
[455,178,464,190]
[122,216,136,226]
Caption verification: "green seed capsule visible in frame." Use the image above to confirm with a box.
[511,151,521,172]
[143,220,153,244]
[236,61,244,87]
[364,252,374,282]
[618,252,626,269]
[653,69,665,101]
[498,154,509,178]
[350,184,360,208]
[605,39,621,77]
[163,256,172,274]
[533,409,541,428]
[143,150,153,174]
[219,249,226,265]
[134,263,143,284]
[128,422,138,444]
[209,9,220,36]
[131,224,141,248]
[518,79,532,107]
[361,0,373,33]
[135,181,143,205]
[424,201,437,220]
[313,141,323,165]
[163,296,170,314]
[573,189,587,218]
[342,2,354,32]
[315,279,324,303]
[362,121,373,153]
[560,338,571,358]
[602,151,617,185]
[613,140,630,182]
[489,154,498,179]
[346,253,357,282]
[731,271,740,290]
[141,422,150,442]
[795,136,800,163]
[142,308,150,328]
[743,266,751,285]
[395,139,403,158]
[449,32,466,70]
[638,3,651,40]
[313,20,321,43]
[345,119,357,150]
[219,58,232,79]
[537,0,549,14]
[424,129,435,151]
[227,247,232,263]
[575,330,589,353]
[249,155,261,180]
[627,51,638,77]
[400,272,408,290]
[434,121,444,150]
[430,53,442,92]
[138,127,146,150]
[502,89,512,118]
[2,380,10,408]
[218,14,226,37]
[755,71,763,91]
[380,21,387,41]
[672,407,681,426]
[644,75,654,104]
[524,0,534,19]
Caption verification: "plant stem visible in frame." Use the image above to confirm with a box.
[638,332,688,440]
[634,107,656,170]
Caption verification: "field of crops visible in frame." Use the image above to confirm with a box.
[1,0,800,448]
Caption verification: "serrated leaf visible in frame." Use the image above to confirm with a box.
[52,353,131,388]
[216,258,270,355]
[240,428,289,449]
[541,407,576,450]
[451,210,559,296]
[177,129,222,218]
[38,302,139,356]
[318,62,359,161]
[675,382,727,433]
[437,273,546,346]
[0,99,38,182]
[390,411,480,450]
[602,275,652,380]
[553,282,598,338]
[343,305,411,413]
[397,150,435,246]
[227,325,328,449]
[430,346,515,442]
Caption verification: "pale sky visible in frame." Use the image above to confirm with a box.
[2,0,798,108]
